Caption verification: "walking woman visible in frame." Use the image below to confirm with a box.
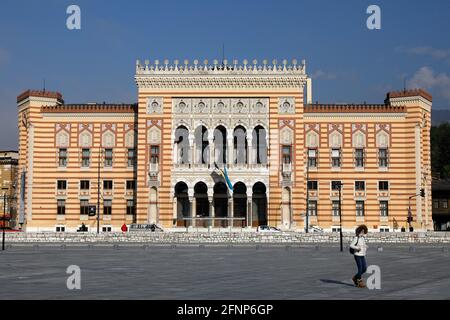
[350,225,368,288]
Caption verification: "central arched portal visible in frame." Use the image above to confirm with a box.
[252,182,268,227]
[213,181,228,227]
[233,182,247,227]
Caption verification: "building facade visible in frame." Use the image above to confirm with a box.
[0,151,18,229]
[16,59,432,232]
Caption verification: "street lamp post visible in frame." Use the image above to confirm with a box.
[97,144,101,234]
[338,182,343,252]
[2,187,8,251]
[305,149,309,233]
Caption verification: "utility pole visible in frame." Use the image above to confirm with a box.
[97,144,101,234]
[338,182,343,252]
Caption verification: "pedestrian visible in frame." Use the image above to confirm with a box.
[349,224,368,288]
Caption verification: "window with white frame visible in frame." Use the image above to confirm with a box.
[331,148,341,168]
[308,148,317,168]
[308,200,317,216]
[104,148,113,167]
[380,200,389,217]
[102,226,112,232]
[378,148,388,168]
[81,148,90,167]
[356,201,365,216]
[355,148,364,168]
[56,226,65,232]
[103,200,112,215]
[355,181,365,191]
[58,148,67,167]
[332,200,340,216]
[57,200,66,215]
[378,181,389,191]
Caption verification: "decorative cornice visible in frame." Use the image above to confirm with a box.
[304,104,405,113]
[135,59,308,89]
[41,103,137,114]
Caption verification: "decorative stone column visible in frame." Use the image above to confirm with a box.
[227,133,234,166]
[209,195,214,228]
[208,137,214,167]
[228,194,234,228]
[192,197,197,227]
[173,142,178,165]
[247,135,253,167]
[247,194,253,228]
[189,135,195,166]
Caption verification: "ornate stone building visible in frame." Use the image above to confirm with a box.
[16,59,432,232]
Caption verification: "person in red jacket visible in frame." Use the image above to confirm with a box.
[121,224,128,232]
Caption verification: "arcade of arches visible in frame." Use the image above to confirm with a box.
[173,181,269,227]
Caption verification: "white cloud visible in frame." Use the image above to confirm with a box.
[408,66,450,102]
[311,70,337,80]
[396,46,450,65]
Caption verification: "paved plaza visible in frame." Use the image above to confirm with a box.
[1,244,449,300]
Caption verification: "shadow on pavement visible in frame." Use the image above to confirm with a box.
[320,279,355,288]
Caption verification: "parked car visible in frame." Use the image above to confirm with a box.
[257,225,281,232]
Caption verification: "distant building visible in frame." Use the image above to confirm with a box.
[0,151,18,229]
[16,59,433,232]
[432,179,450,231]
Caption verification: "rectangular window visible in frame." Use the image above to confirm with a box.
[380,201,389,217]
[126,180,136,190]
[433,199,439,209]
[57,200,66,215]
[379,227,390,232]
[332,200,340,216]
[59,148,67,167]
[127,148,136,167]
[103,200,112,215]
[308,149,317,168]
[331,148,341,168]
[378,181,389,191]
[103,180,113,190]
[104,148,113,167]
[150,146,160,164]
[102,226,112,232]
[307,180,318,190]
[80,200,89,215]
[440,200,448,209]
[331,181,342,191]
[127,199,136,216]
[81,148,90,167]
[355,181,365,191]
[80,180,90,190]
[57,180,67,190]
[332,227,341,233]
[356,201,365,216]
[308,200,317,216]
[379,148,388,168]
[355,148,364,168]
[282,145,292,164]
[56,226,65,232]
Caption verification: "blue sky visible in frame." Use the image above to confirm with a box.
[1,0,450,149]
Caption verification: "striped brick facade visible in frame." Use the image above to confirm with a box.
[16,60,432,232]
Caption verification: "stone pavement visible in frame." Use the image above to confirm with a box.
[1,244,449,299]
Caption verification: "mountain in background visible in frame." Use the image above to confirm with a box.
[432,109,450,126]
